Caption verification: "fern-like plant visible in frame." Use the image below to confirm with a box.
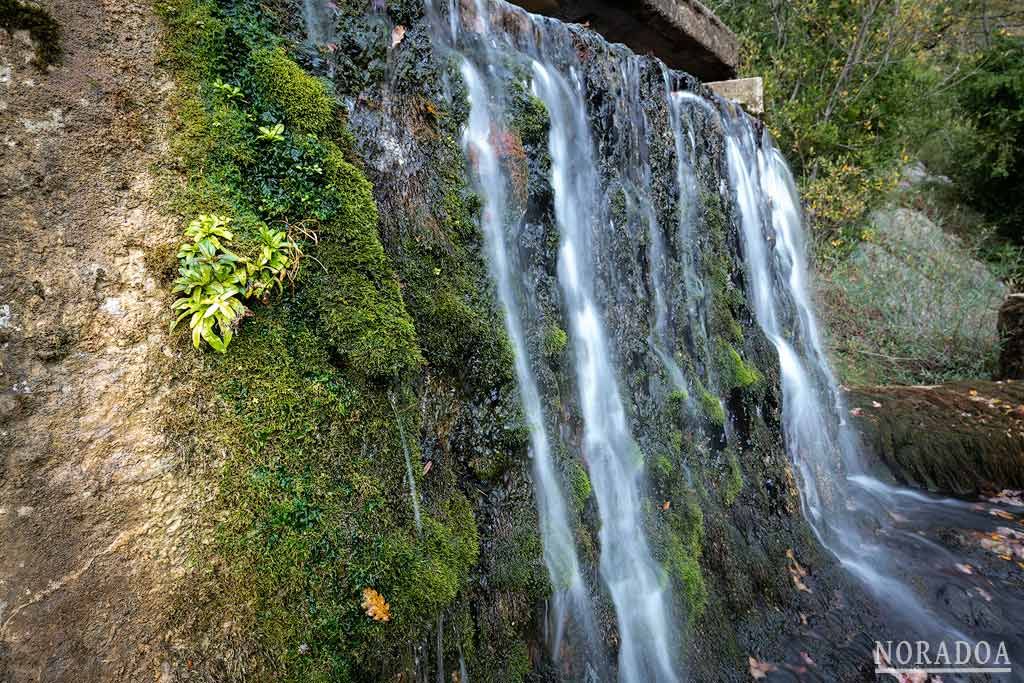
[171,214,297,352]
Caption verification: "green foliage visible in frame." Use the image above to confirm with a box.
[714,0,947,254]
[542,323,568,358]
[950,34,1024,241]
[0,0,61,67]
[170,214,296,351]
[258,122,286,142]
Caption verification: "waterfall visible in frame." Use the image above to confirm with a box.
[441,0,601,669]
[532,58,680,682]
[430,0,680,678]
[390,392,423,535]
[459,57,598,659]
[417,0,1023,679]
[721,106,1024,660]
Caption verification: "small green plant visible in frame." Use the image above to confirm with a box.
[211,78,244,100]
[171,214,297,352]
[258,122,285,142]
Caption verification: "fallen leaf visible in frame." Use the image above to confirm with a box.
[969,389,978,396]
[361,587,391,622]
[748,656,777,679]
[662,500,671,511]
[800,651,816,668]
[990,508,1015,521]
[871,400,882,408]
[423,461,432,475]
[955,563,973,574]
[391,25,406,48]
[988,489,1024,507]
[786,548,812,592]
[976,587,993,602]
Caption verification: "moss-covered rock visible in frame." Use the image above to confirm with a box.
[847,380,1024,494]
[249,47,336,132]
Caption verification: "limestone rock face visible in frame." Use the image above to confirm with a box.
[998,293,1024,380]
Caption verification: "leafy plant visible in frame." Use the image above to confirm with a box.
[171,214,297,352]
[211,77,244,100]
[258,122,285,142]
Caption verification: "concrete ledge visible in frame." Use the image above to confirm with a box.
[509,0,739,81]
[707,77,763,114]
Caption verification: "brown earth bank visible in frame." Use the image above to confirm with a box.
[845,380,1024,496]
[0,1,189,681]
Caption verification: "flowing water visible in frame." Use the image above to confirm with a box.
[722,105,1024,677]
[390,391,423,535]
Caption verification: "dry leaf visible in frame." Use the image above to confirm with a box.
[662,500,671,511]
[391,25,406,48]
[955,562,973,574]
[786,548,811,593]
[423,460,433,475]
[362,587,391,622]
[749,656,777,679]
[871,400,882,408]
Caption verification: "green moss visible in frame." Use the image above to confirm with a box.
[157,0,226,81]
[718,342,763,389]
[698,384,726,427]
[160,1,472,678]
[543,323,568,358]
[302,147,423,379]
[390,135,514,391]
[567,459,592,509]
[723,449,744,506]
[1,0,61,67]
[662,494,707,622]
[511,94,550,148]
[667,388,688,412]
[249,47,335,132]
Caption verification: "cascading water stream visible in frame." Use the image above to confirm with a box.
[410,0,1024,678]
[532,58,680,683]
[458,54,599,662]
[390,392,423,535]
[427,0,682,678]
[721,104,1024,670]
